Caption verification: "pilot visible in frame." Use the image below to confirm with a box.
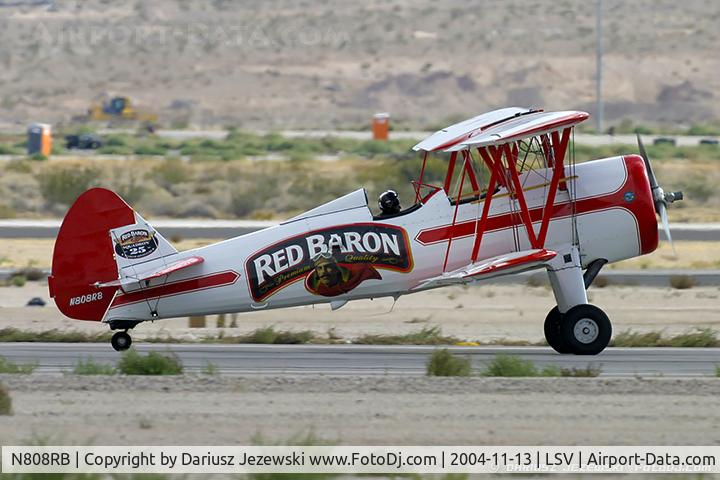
[378,190,401,215]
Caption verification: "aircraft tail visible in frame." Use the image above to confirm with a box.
[48,188,177,321]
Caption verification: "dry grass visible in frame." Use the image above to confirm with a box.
[611,328,719,347]
[355,326,459,345]
[426,348,472,377]
[0,383,11,415]
[669,274,697,289]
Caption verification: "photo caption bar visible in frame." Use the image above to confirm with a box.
[2,446,718,474]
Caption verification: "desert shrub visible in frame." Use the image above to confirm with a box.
[669,274,696,289]
[10,275,26,287]
[676,175,715,203]
[560,365,602,377]
[355,326,459,345]
[611,330,662,347]
[201,361,219,375]
[0,356,37,374]
[687,122,720,136]
[104,134,130,147]
[98,144,135,155]
[0,143,22,155]
[0,204,17,218]
[152,158,190,187]
[134,143,167,156]
[118,350,183,375]
[230,174,280,217]
[662,328,719,347]
[5,159,33,173]
[0,383,11,415]
[219,326,315,344]
[481,354,560,377]
[37,163,101,205]
[72,358,117,375]
[426,348,472,377]
[611,328,718,347]
[0,328,111,342]
[14,267,44,281]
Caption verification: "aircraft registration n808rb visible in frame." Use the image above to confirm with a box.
[49,108,683,355]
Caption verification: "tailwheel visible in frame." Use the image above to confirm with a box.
[111,331,132,352]
[560,304,612,355]
[544,306,572,354]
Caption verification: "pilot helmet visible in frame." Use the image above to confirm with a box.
[378,190,400,213]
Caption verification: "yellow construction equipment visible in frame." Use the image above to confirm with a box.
[85,95,158,124]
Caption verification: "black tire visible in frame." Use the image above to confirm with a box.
[111,331,132,351]
[544,306,572,354]
[560,304,612,355]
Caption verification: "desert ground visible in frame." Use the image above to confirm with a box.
[1,375,719,447]
[0,0,719,129]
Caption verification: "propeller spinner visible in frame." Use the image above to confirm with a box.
[636,134,684,255]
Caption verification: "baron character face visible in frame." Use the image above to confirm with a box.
[314,256,342,287]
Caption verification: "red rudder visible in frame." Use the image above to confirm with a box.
[48,188,135,321]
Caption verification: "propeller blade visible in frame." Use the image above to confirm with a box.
[658,202,676,257]
[637,134,658,189]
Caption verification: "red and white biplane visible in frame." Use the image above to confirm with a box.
[49,107,682,355]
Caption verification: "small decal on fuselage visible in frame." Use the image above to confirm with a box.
[114,229,158,259]
[245,224,413,301]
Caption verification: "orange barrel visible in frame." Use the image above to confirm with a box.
[27,123,52,156]
[372,112,390,141]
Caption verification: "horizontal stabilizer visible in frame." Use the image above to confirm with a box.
[95,256,204,289]
[415,249,556,290]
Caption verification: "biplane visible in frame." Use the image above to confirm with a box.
[49,107,682,355]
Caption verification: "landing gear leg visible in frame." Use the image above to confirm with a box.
[111,331,132,351]
[545,246,612,355]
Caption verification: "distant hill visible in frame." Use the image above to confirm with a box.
[0,0,718,129]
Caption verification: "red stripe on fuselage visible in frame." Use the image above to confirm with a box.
[109,270,239,309]
[416,155,658,255]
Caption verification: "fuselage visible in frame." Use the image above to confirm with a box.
[104,154,657,323]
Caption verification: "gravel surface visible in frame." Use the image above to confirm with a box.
[1,375,719,446]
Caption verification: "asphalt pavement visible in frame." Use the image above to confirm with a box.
[1,343,718,377]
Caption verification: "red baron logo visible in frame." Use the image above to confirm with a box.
[70,291,103,306]
[114,229,158,259]
[246,224,413,301]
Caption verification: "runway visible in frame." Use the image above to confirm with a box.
[1,343,718,377]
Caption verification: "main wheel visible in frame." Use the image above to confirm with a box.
[111,331,132,351]
[544,306,572,354]
[560,304,611,355]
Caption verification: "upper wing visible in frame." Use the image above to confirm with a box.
[445,111,588,151]
[413,107,531,152]
[414,249,556,290]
